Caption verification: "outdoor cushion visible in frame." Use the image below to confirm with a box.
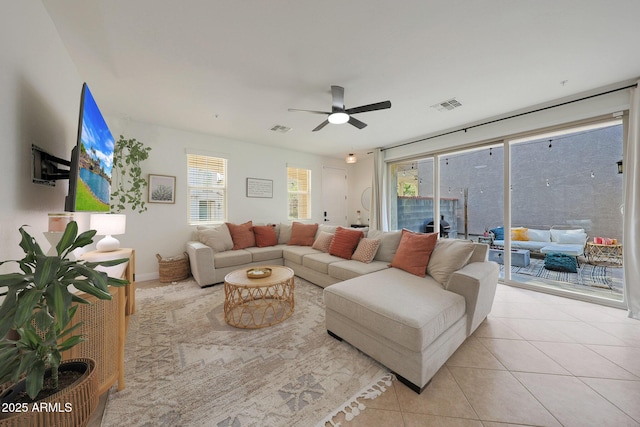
[544,253,578,273]
[490,227,504,240]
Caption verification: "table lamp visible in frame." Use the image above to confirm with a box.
[90,214,126,252]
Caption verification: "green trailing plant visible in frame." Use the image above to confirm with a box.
[111,135,152,213]
[0,222,128,400]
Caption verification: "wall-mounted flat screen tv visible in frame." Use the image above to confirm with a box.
[65,83,114,212]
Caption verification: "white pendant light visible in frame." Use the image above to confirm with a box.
[345,153,357,164]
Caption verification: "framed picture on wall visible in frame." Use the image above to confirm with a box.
[246,177,273,198]
[148,174,176,204]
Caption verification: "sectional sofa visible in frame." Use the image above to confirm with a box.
[186,221,499,392]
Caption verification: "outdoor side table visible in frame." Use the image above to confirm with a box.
[586,242,623,266]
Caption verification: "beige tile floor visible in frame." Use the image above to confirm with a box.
[90,281,640,426]
[331,284,640,427]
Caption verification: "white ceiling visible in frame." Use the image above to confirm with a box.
[41,0,640,159]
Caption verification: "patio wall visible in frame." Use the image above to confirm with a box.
[403,124,624,242]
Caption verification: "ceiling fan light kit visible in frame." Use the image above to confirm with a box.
[289,85,391,132]
[328,112,349,124]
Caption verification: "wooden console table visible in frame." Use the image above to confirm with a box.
[63,248,135,395]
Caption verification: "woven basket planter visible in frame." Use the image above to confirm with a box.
[157,252,190,283]
[0,358,99,427]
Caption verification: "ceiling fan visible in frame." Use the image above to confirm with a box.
[288,85,391,132]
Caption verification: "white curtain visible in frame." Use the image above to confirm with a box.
[370,148,388,231]
[624,81,640,320]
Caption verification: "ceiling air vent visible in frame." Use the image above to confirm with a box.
[270,125,292,133]
[431,98,462,112]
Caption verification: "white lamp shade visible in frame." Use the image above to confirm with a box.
[90,214,126,236]
[90,214,126,252]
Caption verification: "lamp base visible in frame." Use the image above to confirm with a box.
[96,235,121,252]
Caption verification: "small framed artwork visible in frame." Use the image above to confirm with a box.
[246,177,273,198]
[148,174,176,204]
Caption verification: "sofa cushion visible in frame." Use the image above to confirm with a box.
[197,224,234,253]
[527,228,551,242]
[288,222,319,246]
[213,249,252,268]
[253,225,278,247]
[328,259,389,281]
[427,239,475,286]
[368,229,402,262]
[312,231,334,253]
[550,228,585,242]
[511,228,529,241]
[329,227,364,259]
[278,223,292,244]
[557,232,587,244]
[226,221,256,249]
[390,230,438,277]
[282,246,321,264]
[351,238,381,264]
[490,226,505,240]
[245,245,285,262]
[324,268,466,352]
[303,252,344,274]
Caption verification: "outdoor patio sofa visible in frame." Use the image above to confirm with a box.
[490,225,588,257]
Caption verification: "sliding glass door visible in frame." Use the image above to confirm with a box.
[507,120,624,301]
[386,118,625,305]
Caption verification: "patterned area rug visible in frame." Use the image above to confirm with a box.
[101,278,390,427]
[505,257,622,293]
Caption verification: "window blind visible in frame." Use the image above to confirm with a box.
[187,154,227,224]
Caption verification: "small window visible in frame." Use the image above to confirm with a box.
[187,154,227,224]
[287,167,311,220]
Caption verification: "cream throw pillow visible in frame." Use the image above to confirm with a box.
[427,239,475,286]
[312,231,334,252]
[197,224,234,253]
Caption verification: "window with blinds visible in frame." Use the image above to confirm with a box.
[287,167,311,220]
[187,154,227,224]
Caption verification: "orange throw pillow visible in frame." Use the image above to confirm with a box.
[390,229,438,277]
[253,225,278,248]
[329,227,364,259]
[226,221,256,249]
[287,222,319,246]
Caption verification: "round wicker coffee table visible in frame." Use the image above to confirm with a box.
[223,265,295,329]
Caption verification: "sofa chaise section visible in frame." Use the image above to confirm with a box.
[324,242,498,393]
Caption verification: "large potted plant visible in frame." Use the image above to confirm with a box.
[0,221,128,425]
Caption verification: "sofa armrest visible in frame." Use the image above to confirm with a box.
[446,261,499,336]
[186,241,216,287]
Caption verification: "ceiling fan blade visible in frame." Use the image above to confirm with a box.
[348,116,367,129]
[312,119,330,132]
[331,85,345,110]
[346,100,391,115]
[288,108,330,115]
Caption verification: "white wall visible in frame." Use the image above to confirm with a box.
[106,117,348,280]
[0,2,83,272]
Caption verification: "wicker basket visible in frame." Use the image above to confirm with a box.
[157,252,190,283]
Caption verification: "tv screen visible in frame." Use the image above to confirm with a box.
[65,83,114,212]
